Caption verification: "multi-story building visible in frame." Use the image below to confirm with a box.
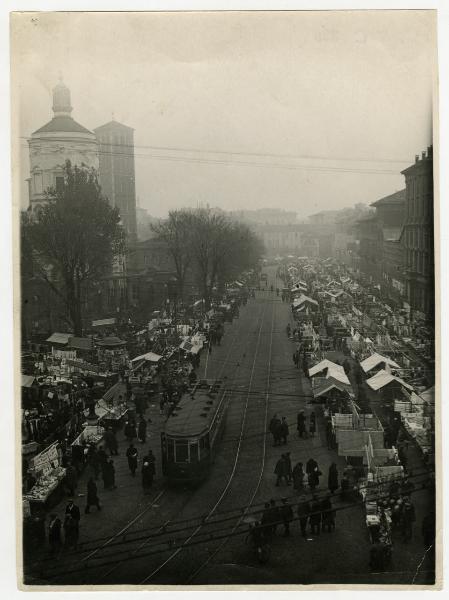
[27,79,99,213]
[371,190,406,305]
[94,120,138,242]
[400,146,434,317]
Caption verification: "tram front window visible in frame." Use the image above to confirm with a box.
[175,440,189,462]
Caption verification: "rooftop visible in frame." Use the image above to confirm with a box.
[33,116,94,136]
[370,189,406,208]
[164,380,225,437]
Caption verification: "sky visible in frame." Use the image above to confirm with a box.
[11,10,436,218]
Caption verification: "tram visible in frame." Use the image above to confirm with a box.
[161,379,229,485]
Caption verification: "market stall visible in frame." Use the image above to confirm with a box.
[23,442,66,510]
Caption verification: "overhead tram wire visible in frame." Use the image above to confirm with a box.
[19,136,412,165]
[30,473,433,581]
[19,142,404,175]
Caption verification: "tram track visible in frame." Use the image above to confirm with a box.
[88,299,267,584]
[28,296,264,585]
[137,291,276,585]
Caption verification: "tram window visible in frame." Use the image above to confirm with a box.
[189,442,199,462]
[175,441,189,462]
[167,439,175,462]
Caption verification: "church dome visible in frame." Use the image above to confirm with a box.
[31,78,94,137]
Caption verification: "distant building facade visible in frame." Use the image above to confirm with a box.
[94,121,138,242]
[401,147,434,316]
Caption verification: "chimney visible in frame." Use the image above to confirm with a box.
[415,155,419,163]
[422,151,426,160]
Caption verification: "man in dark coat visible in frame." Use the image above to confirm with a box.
[141,459,155,494]
[85,477,101,513]
[138,417,147,444]
[297,495,310,537]
[297,411,306,438]
[280,417,289,445]
[275,455,291,486]
[126,443,138,476]
[124,420,137,443]
[280,498,294,536]
[269,414,281,446]
[65,499,81,530]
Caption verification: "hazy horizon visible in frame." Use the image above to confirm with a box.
[12,11,435,219]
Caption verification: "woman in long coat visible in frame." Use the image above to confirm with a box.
[292,462,305,491]
[328,463,339,494]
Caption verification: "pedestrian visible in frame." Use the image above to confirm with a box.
[124,420,137,443]
[297,495,310,538]
[48,513,62,556]
[65,499,81,528]
[64,463,77,497]
[309,411,316,437]
[85,477,101,513]
[286,323,291,337]
[297,411,306,438]
[309,494,322,535]
[328,463,339,494]
[64,499,80,547]
[269,414,282,446]
[284,451,293,482]
[126,443,138,476]
[400,497,416,542]
[280,498,294,537]
[141,459,154,494]
[138,416,147,444]
[292,462,305,491]
[275,454,291,487]
[104,428,119,456]
[321,494,336,532]
[280,417,289,445]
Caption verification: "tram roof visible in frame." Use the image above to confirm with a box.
[164,379,225,438]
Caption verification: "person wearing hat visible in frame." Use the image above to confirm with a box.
[85,477,101,513]
[280,498,294,537]
[126,443,138,477]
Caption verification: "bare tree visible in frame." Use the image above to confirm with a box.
[151,209,194,302]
